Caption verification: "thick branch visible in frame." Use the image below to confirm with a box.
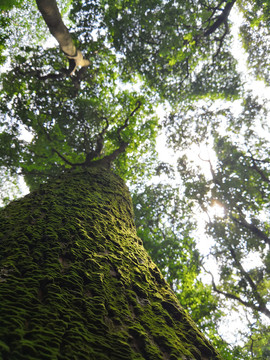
[98,141,129,166]
[204,0,237,37]
[83,142,128,169]
[213,21,229,59]
[36,0,90,74]
[38,101,142,169]
[203,0,227,24]
[14,66,67,80]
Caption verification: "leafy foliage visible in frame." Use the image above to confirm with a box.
[239,0,270,84]
[69,0,241,101]
[0,42,158,190]
[170,100,270,357]
[1,0,270,358]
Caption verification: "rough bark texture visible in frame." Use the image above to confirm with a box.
[0,167,221,360]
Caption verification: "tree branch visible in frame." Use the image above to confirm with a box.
[228,246,270,318]
[38,120,84,167]
[52,148,83,167]
[84,118,109,165]
[14,66,67,80]
[247,153,270,185]
[203,0,227,24]
[117,101,142,142]
[204,266,270,318]
[201,157,270,246]
[212,20,229,59]
[97,141,129,166]
[85,101,142,168]
[36,0,90,75]
[229,213,270,246]
[204,0,237,37]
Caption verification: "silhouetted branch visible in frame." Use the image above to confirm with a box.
[246,152,270,184]
[203,265,270,318]
[37,101,142,169]
[117,101,142,142]
[85,101,142,168]
[213,20,229,59]
[84,118,109,165]
[37,120,84,167]
[204,0,237,37]
[229,213,270,246]
[203,0,227,24]
[14,66,67,80]
[52,148,83,167]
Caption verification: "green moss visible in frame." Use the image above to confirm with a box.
[0,167,221,359]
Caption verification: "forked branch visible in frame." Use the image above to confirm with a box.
[87,100,142,168]
[37,101,142,169]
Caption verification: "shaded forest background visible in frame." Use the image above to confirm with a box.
[0,0,270,358]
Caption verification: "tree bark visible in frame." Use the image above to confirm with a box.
[0,167,221,359]
[36,0,90,74]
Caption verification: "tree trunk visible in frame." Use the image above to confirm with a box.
[0,167,221,360]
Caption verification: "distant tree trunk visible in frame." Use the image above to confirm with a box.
[0,167,221,360]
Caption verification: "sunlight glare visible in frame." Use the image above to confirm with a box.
[209,199,226,219]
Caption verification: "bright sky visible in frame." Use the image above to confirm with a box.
[154,7,270,344]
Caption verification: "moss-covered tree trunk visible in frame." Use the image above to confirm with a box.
[0,168,221,360]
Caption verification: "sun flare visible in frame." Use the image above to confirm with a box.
[209,200,226,218]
